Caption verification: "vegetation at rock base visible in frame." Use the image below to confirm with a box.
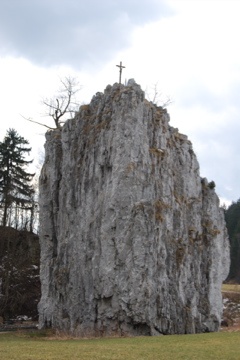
[224,199,240,283]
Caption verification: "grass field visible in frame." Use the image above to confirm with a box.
[0,330,240,360]
[0,284,239,360]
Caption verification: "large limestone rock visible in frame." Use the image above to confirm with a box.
[38,80,229,336]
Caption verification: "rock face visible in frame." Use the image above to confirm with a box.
[38,80,230,336]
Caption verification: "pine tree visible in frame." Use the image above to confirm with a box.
[0,129,35,229]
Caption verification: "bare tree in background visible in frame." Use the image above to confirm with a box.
[22,76,81,130]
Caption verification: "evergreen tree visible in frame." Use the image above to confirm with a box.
[0,129,35,229]
[225,199,240,282]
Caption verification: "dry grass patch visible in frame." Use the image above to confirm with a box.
[222,284,240,293]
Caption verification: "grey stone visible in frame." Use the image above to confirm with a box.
[38,82,230,336]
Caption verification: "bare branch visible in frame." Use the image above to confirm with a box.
[145,82,173,108]
[20,115,56,130]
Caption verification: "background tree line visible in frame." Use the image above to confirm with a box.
[225,199,240,283]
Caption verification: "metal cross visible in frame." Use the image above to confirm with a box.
[116,61,125,84]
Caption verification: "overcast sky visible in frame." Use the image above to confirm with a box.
[0,0,239,206]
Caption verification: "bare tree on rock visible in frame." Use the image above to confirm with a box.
[42,76,81,128]
[145,82,172,108]
[23,76,81,130]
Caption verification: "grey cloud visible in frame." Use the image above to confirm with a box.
[176,79,240,202]
[178,83,226,113]
[178,78,240,115]
[0,0,171,69]
[192,114,240,202]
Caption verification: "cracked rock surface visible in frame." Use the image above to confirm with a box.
[38,81,229,336]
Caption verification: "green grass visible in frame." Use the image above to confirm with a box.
[222,284,240,293]
[0,331,240,360]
